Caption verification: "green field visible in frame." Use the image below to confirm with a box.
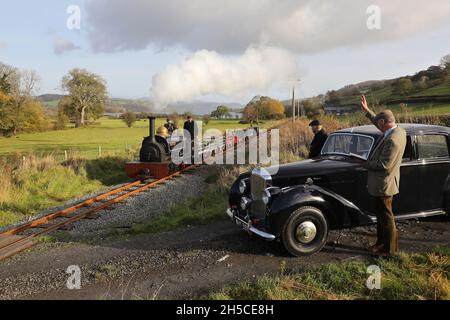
[0,118,267,159]
[338,81,450,110]
[386,102,450,116]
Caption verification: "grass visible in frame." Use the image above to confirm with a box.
[207,247,450,300]
[130,184,227,235]
[0,118,278,159]
[420,82,450,96]
[337,81,450,110]
[0,154,130,227]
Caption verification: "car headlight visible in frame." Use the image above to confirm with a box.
[238,180,247,194]
[240,197,251,210]
[262,189,271,205]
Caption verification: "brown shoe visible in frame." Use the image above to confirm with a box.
[373,247,394,258]
[368,243,383,254]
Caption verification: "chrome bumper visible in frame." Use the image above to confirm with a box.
[226,208,276,241]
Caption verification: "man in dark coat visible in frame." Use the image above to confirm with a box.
[183,115,198,163]
[308,119,328,158]
[183,115,197,141]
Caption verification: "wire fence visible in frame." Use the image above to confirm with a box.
[0,143,142,163]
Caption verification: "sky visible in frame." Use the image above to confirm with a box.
[0,0,449,106]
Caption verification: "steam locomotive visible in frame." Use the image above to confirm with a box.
[125,117,183,179]
[125,116,248,180]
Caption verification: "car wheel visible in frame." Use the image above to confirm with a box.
[281,206,328,256]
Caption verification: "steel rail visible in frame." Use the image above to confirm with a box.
[0,165,197,261]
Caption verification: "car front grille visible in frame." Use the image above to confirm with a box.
[250,170,268,219]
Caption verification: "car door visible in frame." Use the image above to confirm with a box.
[393,135,421,215]
[415,133,450,212]
[353,135,419,215]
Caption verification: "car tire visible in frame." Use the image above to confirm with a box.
[281,206,329,256]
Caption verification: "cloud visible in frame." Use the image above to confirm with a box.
[151,45,300,107]
[85,0,450,54]
[0,42,6,50]
[53,37,80,55]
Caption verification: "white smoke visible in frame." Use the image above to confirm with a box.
[151,45,300,107]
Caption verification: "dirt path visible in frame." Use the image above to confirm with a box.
[0,214,448,300]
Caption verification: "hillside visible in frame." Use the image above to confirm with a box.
[333,81,450,106]
[322,62,450,115]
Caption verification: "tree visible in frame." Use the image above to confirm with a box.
[9,69,40,135]
[243,96,284,122]
[0,63,43,135]
[19,100,49,132]
[303,97,324,118]
[61,68,107,127]
[440,54,450,78]
[325,90,341,106]
[0,69,13,134]
[266,98,285,119]
[440,54,450,71]
[211,105,230,119]
[416,76,430,90]
[54,103,70,130]
[394,78,413,95]
[122,111,137,128]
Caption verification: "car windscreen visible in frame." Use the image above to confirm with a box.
[321,134,375,160]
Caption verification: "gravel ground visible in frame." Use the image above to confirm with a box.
[0,215,448,300]
[62,165,213,241]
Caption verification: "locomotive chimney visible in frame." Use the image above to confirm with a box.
[148,116,156,142]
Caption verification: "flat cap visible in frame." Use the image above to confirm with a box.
[309,119,321,126]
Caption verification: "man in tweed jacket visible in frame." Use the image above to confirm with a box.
[360,95,407,256]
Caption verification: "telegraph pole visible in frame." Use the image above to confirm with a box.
[289,78,301,122]
[291,86,295,122]
[297,80,304,117]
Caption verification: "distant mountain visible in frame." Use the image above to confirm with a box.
[37,94,242,115]
[38,94,65,102]
[166,100,243,115]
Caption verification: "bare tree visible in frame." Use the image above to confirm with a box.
[441,54,450,77]
[6,68,40,135]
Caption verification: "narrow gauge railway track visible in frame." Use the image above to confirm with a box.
[0,164,197,262]
[0,127,269,262]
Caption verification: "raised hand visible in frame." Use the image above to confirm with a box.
[360,95,370,113]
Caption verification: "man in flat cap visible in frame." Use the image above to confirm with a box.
[360,95,407,257]
[308,119,328,158]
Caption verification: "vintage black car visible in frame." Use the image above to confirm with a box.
[227,124,450,256]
